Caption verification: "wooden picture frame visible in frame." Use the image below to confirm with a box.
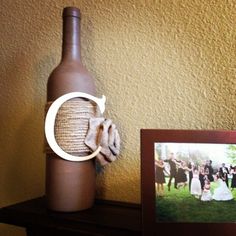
[141,129,236,236]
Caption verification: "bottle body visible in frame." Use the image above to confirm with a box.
[46,7,96,212]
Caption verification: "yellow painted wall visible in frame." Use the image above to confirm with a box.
[0,0,235,235]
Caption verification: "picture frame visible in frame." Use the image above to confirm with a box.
[141,129,236,236]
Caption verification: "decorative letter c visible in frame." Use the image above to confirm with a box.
[45,92,106,162]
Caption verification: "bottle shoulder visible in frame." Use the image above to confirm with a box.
[47,61,96,100]
[48,61,89,78]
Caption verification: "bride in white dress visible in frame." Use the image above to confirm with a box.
[212,175,233,201]
[191,169,202,198]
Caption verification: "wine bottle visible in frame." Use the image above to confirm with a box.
[46,7,96,212]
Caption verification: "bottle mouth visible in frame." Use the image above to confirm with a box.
[63,7,80,18]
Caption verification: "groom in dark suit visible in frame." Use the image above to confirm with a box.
[204,160,214,182]
[164,153,178,191]
[188,161,193,191]
[219,163,229,187]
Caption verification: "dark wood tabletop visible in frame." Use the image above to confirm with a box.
[0,197,142,236]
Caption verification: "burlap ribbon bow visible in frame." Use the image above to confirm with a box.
[85,118,121,166]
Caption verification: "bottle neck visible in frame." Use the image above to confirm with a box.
[61,15,81,62]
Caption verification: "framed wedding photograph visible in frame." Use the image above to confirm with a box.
[141,129,236,236]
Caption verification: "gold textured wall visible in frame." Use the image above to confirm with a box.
[0,0,235,235]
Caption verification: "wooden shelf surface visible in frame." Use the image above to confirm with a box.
[0,197,142,236]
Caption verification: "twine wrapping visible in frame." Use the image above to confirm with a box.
[45,98,98,155]
[45,97,121,166]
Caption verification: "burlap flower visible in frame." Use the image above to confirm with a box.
[85,118,120,166]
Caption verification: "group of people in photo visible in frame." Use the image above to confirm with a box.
[155,152,236,201]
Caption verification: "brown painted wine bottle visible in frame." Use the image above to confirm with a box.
[46,7,96,212]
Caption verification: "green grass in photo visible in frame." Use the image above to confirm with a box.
[156,178,236,222]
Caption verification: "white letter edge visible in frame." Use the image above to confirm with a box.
[45,92,106,162]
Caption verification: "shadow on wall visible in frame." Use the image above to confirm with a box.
[1,53,54,205]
